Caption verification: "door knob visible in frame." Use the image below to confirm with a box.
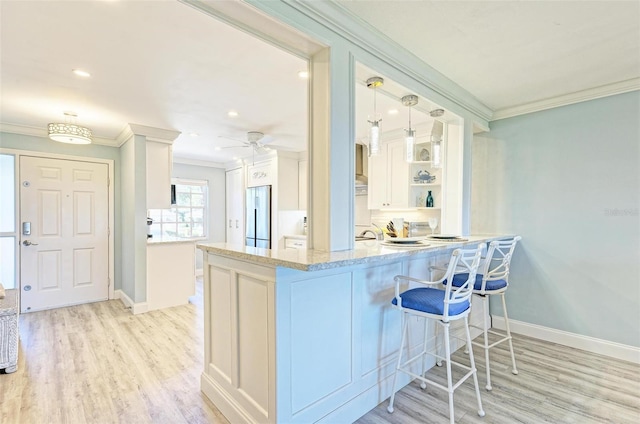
[22,240,38,246]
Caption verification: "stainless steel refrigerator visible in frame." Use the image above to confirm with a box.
[245,185,272,248]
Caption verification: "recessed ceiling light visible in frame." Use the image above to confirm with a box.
[388,109,399,115]
[297,71,309,79]
[232,156,239,160]
[72,69,91,78]
[214,147,221,151]
[228,110,238,117]
[189,132,199,137]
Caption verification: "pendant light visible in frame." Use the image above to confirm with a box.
[402,94,418,163]
[430,108,445,168]
[366,76,384,156]
[48,112,92,145]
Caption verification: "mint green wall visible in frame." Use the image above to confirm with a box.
[472,91,640,347]
[0,132,122,291]
[119,135,148,303]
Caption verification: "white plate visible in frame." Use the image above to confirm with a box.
[427,234,461,240]
[382,241,430,248]
[384,236,427,244]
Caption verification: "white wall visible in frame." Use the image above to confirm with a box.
[172,162,226,271]
[471,91,640,347]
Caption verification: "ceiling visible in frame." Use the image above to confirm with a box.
[338,0,640,116]
[1,1,638,164]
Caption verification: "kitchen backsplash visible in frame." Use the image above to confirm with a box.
[279,210,307,237]
[371,209,440,228]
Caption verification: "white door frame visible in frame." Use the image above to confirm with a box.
[1,147,115,301]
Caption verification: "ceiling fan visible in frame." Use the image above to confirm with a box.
[218,131,275,155]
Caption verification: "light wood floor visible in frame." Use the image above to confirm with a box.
[2,280,639,424]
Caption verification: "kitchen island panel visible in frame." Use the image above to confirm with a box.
[289,273,353,413]
[202,255,276,424]
[200,239,497,423]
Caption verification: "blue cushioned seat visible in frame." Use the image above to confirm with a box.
[392,287,470,316]
[450,273,507,291]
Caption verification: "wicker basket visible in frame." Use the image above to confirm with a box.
[0,289,19,373]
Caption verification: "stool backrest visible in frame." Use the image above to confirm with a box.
[443,246,483,321]
[479,236,522,293]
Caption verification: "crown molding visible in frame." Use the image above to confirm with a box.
[116,123,181,146]
[492,78,640,121]
[172,155,227,169]
[0,123,118,147]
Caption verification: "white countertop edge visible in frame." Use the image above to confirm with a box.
[283,234,307,240]
[148,237,199,245]
[197,235,513,272]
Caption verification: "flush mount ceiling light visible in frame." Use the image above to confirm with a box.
[366,76,384,156]
[228,110,239,117]
[297,70,309,79]
[48,112,92,145]
[402,94,418,163]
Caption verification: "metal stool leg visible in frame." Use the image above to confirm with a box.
[387,312,409,413]
[482,295,492,390]
[420,317,428,389]
[442,322,455,424]
[501,293,518,375]
[465,316,485,418]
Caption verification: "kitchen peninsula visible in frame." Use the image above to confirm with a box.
[197,235,507,424]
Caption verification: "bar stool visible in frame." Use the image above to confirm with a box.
[387,246,485,424]
[450,236,521,391]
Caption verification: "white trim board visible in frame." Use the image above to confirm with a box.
[115,290,149,315]
[491,78,640,121]
[492,315,640,365]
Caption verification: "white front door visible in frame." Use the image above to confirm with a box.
[19,156,109,312]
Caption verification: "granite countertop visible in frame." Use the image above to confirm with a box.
[197,235,510,272]
[148,236,199,244]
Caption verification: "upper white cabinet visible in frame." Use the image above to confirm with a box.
[146,140,173,209]
[368,139,409,209]
[247,161,273,187]
[225,167,245,245]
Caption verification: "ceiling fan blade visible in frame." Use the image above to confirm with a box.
[217,135,249,145]
[219,145,249,150]
[257,134,275,145]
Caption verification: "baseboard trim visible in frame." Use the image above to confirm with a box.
[114,290,149,315]
[492,315,640,364]
[201,373,255,424]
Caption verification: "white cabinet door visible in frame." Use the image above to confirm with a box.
[386,140,409,208]
[368,140,408,209]
[146,141,172,209]
[247,161,273,187]
[368,150,387,209]
[226,168,245,245]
